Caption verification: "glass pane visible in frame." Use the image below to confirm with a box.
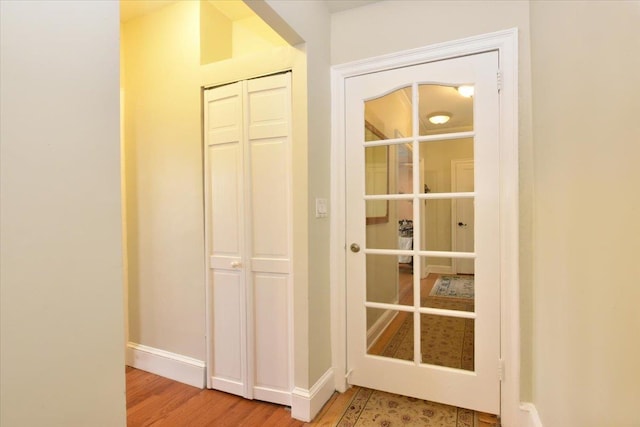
[366,254,413,306]
[365,143,414,197]
[420,138,474,194]
[421,198,451,252]
[367,308,414,361]
[420,198,474,253]
[396,143,413,194]
[418,84,473,136]
[364,145,388,196]
[421,270,475,313]
[366,200,413,249]
[420,313,474,371]
[365,87,412,141]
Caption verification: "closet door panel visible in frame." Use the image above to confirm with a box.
[247,75,289,139]
[205,82,247,395]
[252,273,291,404]
[247,74,292,402]
[207,83,243,144]
[209,143,242,257]
[208,142,245,395]
[211,270,244,395]
[250,138,289,259]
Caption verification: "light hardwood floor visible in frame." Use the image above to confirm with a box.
[126,367,303,426]
[127,275,498,426]
[126,366,383,426]
[127,367,498,426]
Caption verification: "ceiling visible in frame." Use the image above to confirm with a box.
[325,0,381,13]
[120,0,254,22]
[208,1,255,20]
[413,85,474,134]
[120,0,383,23]
[120,0,174,22]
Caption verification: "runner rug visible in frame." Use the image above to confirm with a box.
[335,387,475,427]
[429,275,475,299]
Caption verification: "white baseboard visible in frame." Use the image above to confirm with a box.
[254,385,292,407]
[291,368,335,422]
[210,376,244,396]
[126,342,205,388]
[424,264,453,276]
[520,403,543,427]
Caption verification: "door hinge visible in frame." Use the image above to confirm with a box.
[497,70,503,92]
[345,369,354,382]
[498,358,505,382]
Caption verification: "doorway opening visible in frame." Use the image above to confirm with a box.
[119,0,300,416]
[331,29,520,425]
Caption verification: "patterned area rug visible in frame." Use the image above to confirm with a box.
[336,388,474,427]
[381,298,474,369]
[429,275,474,299]
[336,285,475,426]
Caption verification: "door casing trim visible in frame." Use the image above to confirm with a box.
[330,28,520,425]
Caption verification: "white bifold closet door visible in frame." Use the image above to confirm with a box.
[204,73,293,406]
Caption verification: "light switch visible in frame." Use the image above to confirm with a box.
[315,198,328,218]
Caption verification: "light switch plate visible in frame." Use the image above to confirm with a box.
[315,198,328,218]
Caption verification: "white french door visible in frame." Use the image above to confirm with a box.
[345,52,501,413]
[204,73,293,406]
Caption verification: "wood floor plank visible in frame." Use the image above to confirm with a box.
[308,388,355,426]
[129,382,202,426]
[127,362,493,426]
[159,391,241,426]
[125,368,305,427]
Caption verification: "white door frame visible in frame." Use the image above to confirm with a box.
[330,29,520,425]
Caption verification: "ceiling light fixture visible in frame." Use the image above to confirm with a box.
[457,85,474,97]
[428,113,451,125]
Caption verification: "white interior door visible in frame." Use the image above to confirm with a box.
[345,52,501,413]
[204,73,293,406]
[205,81,247,397]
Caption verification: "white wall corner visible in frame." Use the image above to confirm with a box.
[126,342,205,388]
[290,368,335,422]
[519,403,543,427]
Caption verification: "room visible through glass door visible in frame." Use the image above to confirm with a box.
[345,51,501,414]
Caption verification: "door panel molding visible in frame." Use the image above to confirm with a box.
[330,28,520,425]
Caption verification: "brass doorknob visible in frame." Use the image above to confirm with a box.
[350,243,360,253]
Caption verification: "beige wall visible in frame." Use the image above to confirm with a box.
[200,0,232,64]
[331,0,534,400]
[233,15,288,57]
[122,1,206,359]
[0,1,126,426]
[530,2,640,426]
